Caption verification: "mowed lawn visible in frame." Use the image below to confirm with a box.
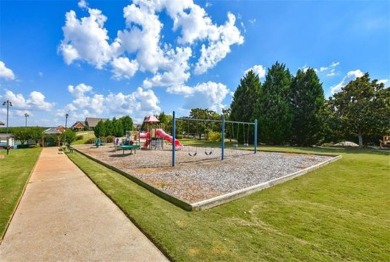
[67,147,390,261]
[0,147,41,239]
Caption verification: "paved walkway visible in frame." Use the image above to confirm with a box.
[0,147,168,261]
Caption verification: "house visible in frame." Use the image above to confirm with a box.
[44,126,66,135]
[71,121,86,131]
[0,133,14,148]
[85,117,108,130]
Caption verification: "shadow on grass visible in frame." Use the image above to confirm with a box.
[260,145,390,156]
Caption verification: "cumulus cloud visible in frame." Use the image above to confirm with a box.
[167,81,229,112]
[1,90,54,112]
[111,57,139,80]
[0,61,15,80]
[65,83,160,121]
[331,69,364,94]
[194,13,244,74]
[245,64,266,79]
[78,0,88,9]
[59,8,112,69]
[59,0,243,87]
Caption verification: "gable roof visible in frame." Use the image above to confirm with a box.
[44,126,65,134]
[71,121,85,129]
[85,117,108,128]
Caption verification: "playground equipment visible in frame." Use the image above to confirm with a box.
[140,129,183,149]
[171,111,257,166]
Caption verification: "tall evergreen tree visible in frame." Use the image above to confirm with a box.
[230,70,261,143]
[329,73,390,146]
[120,115,133,133]
[290,68,326,146]
[256,62,292,145]
[94,120,106,138]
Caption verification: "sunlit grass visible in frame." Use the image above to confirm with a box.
[0,148,41,239]
[68,147,390,261]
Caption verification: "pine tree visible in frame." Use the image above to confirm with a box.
[256,62,292,145]
[290,68,326,146]
[230,70,261,143]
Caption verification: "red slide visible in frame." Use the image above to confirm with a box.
[156,129,183,149]
[140,132,150,149]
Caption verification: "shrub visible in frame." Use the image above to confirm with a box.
[85,138,95,144]
[207,131,221,142]
[105,136,115,143]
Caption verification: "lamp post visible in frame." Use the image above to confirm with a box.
[25,113,29,127]
[65,113,69,128]
[2,100,12,155]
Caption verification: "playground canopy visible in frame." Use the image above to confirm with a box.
[144,115,160,123]
[0,121,4,126]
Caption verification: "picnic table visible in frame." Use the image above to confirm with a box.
[119,144,140,155]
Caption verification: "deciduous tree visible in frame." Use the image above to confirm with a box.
[329,73,390,146]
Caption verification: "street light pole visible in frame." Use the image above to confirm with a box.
[2,100,13,155]
[65,113,69,128]
[25,113,29,127]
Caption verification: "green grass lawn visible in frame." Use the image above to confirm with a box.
[68,147,390,261]
[73,131,96,145]
[0,147,41,239]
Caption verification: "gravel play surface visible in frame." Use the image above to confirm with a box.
[74,144,335,204]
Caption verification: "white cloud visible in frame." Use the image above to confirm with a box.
[1,90,54,112]
[142,47,192,88]
[59,8,112,69]
[167,81,229,112]
[111,57,139,80]
[65,83,160,121]
[313,61,340,77]
[194,13,244,74]
[59,0,243,87]
[0,61,15,80]
[28,91,55,110]
[245,65,266,79]
[331,69,364,94]
[78,0,88,9]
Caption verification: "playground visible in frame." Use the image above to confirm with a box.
[74,113,339,209]
[74,143,337,209]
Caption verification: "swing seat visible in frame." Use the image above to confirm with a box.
[188,152,197,157]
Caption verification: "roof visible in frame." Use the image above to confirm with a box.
[85,117,108,128]
[0,133,13,139]
[0,121,4,126]
[144,115,160,123]
[71,121,85,129]
[44,126,65,135]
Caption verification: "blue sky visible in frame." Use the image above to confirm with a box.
[0,0,389,127]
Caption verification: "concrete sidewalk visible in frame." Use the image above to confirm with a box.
[0,147,168,261]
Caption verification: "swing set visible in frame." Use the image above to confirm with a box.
[171,111,258,166]
[185,118,215,157]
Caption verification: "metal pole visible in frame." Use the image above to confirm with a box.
[25,113,29,127]
[221,115,225,160]
[3,100,12,155]
[254,119,258,154]
[172,111,176,167]
[65,113,69,128]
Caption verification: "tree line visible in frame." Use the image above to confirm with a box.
[93,115,133,138]
[229,62,389,146]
